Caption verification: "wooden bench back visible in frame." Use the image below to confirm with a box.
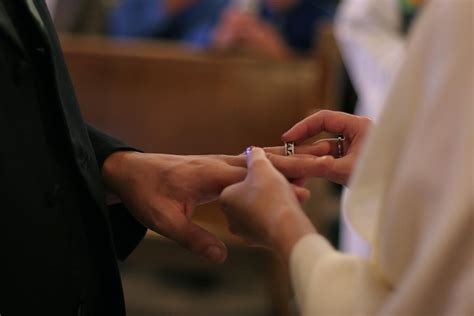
[62,36,320,155]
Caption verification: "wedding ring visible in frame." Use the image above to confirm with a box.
[284,141,295,156]
[245,146,255,157]
[336,136,344,158]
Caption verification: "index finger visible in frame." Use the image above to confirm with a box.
[282,110,362,143]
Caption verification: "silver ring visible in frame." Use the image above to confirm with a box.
[284,141,295,156]
[336,137,344,158]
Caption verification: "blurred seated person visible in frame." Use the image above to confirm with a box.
[46,0,108,34]
[213,0,337,60]
[336,0,425,120]
[108,0,230,48]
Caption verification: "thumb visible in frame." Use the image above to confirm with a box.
[160,212,228,264]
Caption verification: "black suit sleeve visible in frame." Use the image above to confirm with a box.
[86,124,147,261]
[86,124,141,168]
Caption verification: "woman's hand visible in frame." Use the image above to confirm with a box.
[267,110,373,186]
[220,148,315,262]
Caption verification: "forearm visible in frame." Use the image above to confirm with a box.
[290,234,391,315]
[269,208,316,263]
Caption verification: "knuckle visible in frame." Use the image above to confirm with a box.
[318,109,331,116]
[221,184,238,199]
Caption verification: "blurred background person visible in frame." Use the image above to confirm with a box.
[213,0,337,60]
[335,0,425,257]
[46,0,109,34]
[336,0,425,120]
[108,0,229,48]
[107,0,337,57]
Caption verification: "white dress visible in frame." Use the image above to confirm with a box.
[289,0,474,314]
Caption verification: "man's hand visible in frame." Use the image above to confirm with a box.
[266,110,373,186]
[102,151,246,263]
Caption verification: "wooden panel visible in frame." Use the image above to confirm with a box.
[61,35,321,155]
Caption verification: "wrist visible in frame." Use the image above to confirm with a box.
[268,207,316,263]
[102,151,143,194]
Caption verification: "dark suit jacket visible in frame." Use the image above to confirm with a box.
[0,0,146,314]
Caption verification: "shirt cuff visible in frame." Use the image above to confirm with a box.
[289,233,336,311]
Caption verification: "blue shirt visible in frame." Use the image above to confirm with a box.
[261,0,336,53]
[109,0,336,52]
[109,0,230,48]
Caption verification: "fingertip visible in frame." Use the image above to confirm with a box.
[292,185,311,202]
[300,190,311,203]
[182,221,229,264]
[204,244,228,264]
[281,133,293,143]
[291,178,307,187]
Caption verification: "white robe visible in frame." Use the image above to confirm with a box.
[289,0,474,314]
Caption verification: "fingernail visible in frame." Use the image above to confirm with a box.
[205,245,223,262]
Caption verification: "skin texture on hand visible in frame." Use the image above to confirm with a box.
[102,151,247,263]
[267,110,373,186]
[220,148,316,262]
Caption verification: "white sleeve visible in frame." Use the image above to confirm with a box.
[290,234,391,315]
[335,0,405,119]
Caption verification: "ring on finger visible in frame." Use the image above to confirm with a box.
[284,141,295,156]
[336,136,344,158]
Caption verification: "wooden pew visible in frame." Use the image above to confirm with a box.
[61,35,320,155]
